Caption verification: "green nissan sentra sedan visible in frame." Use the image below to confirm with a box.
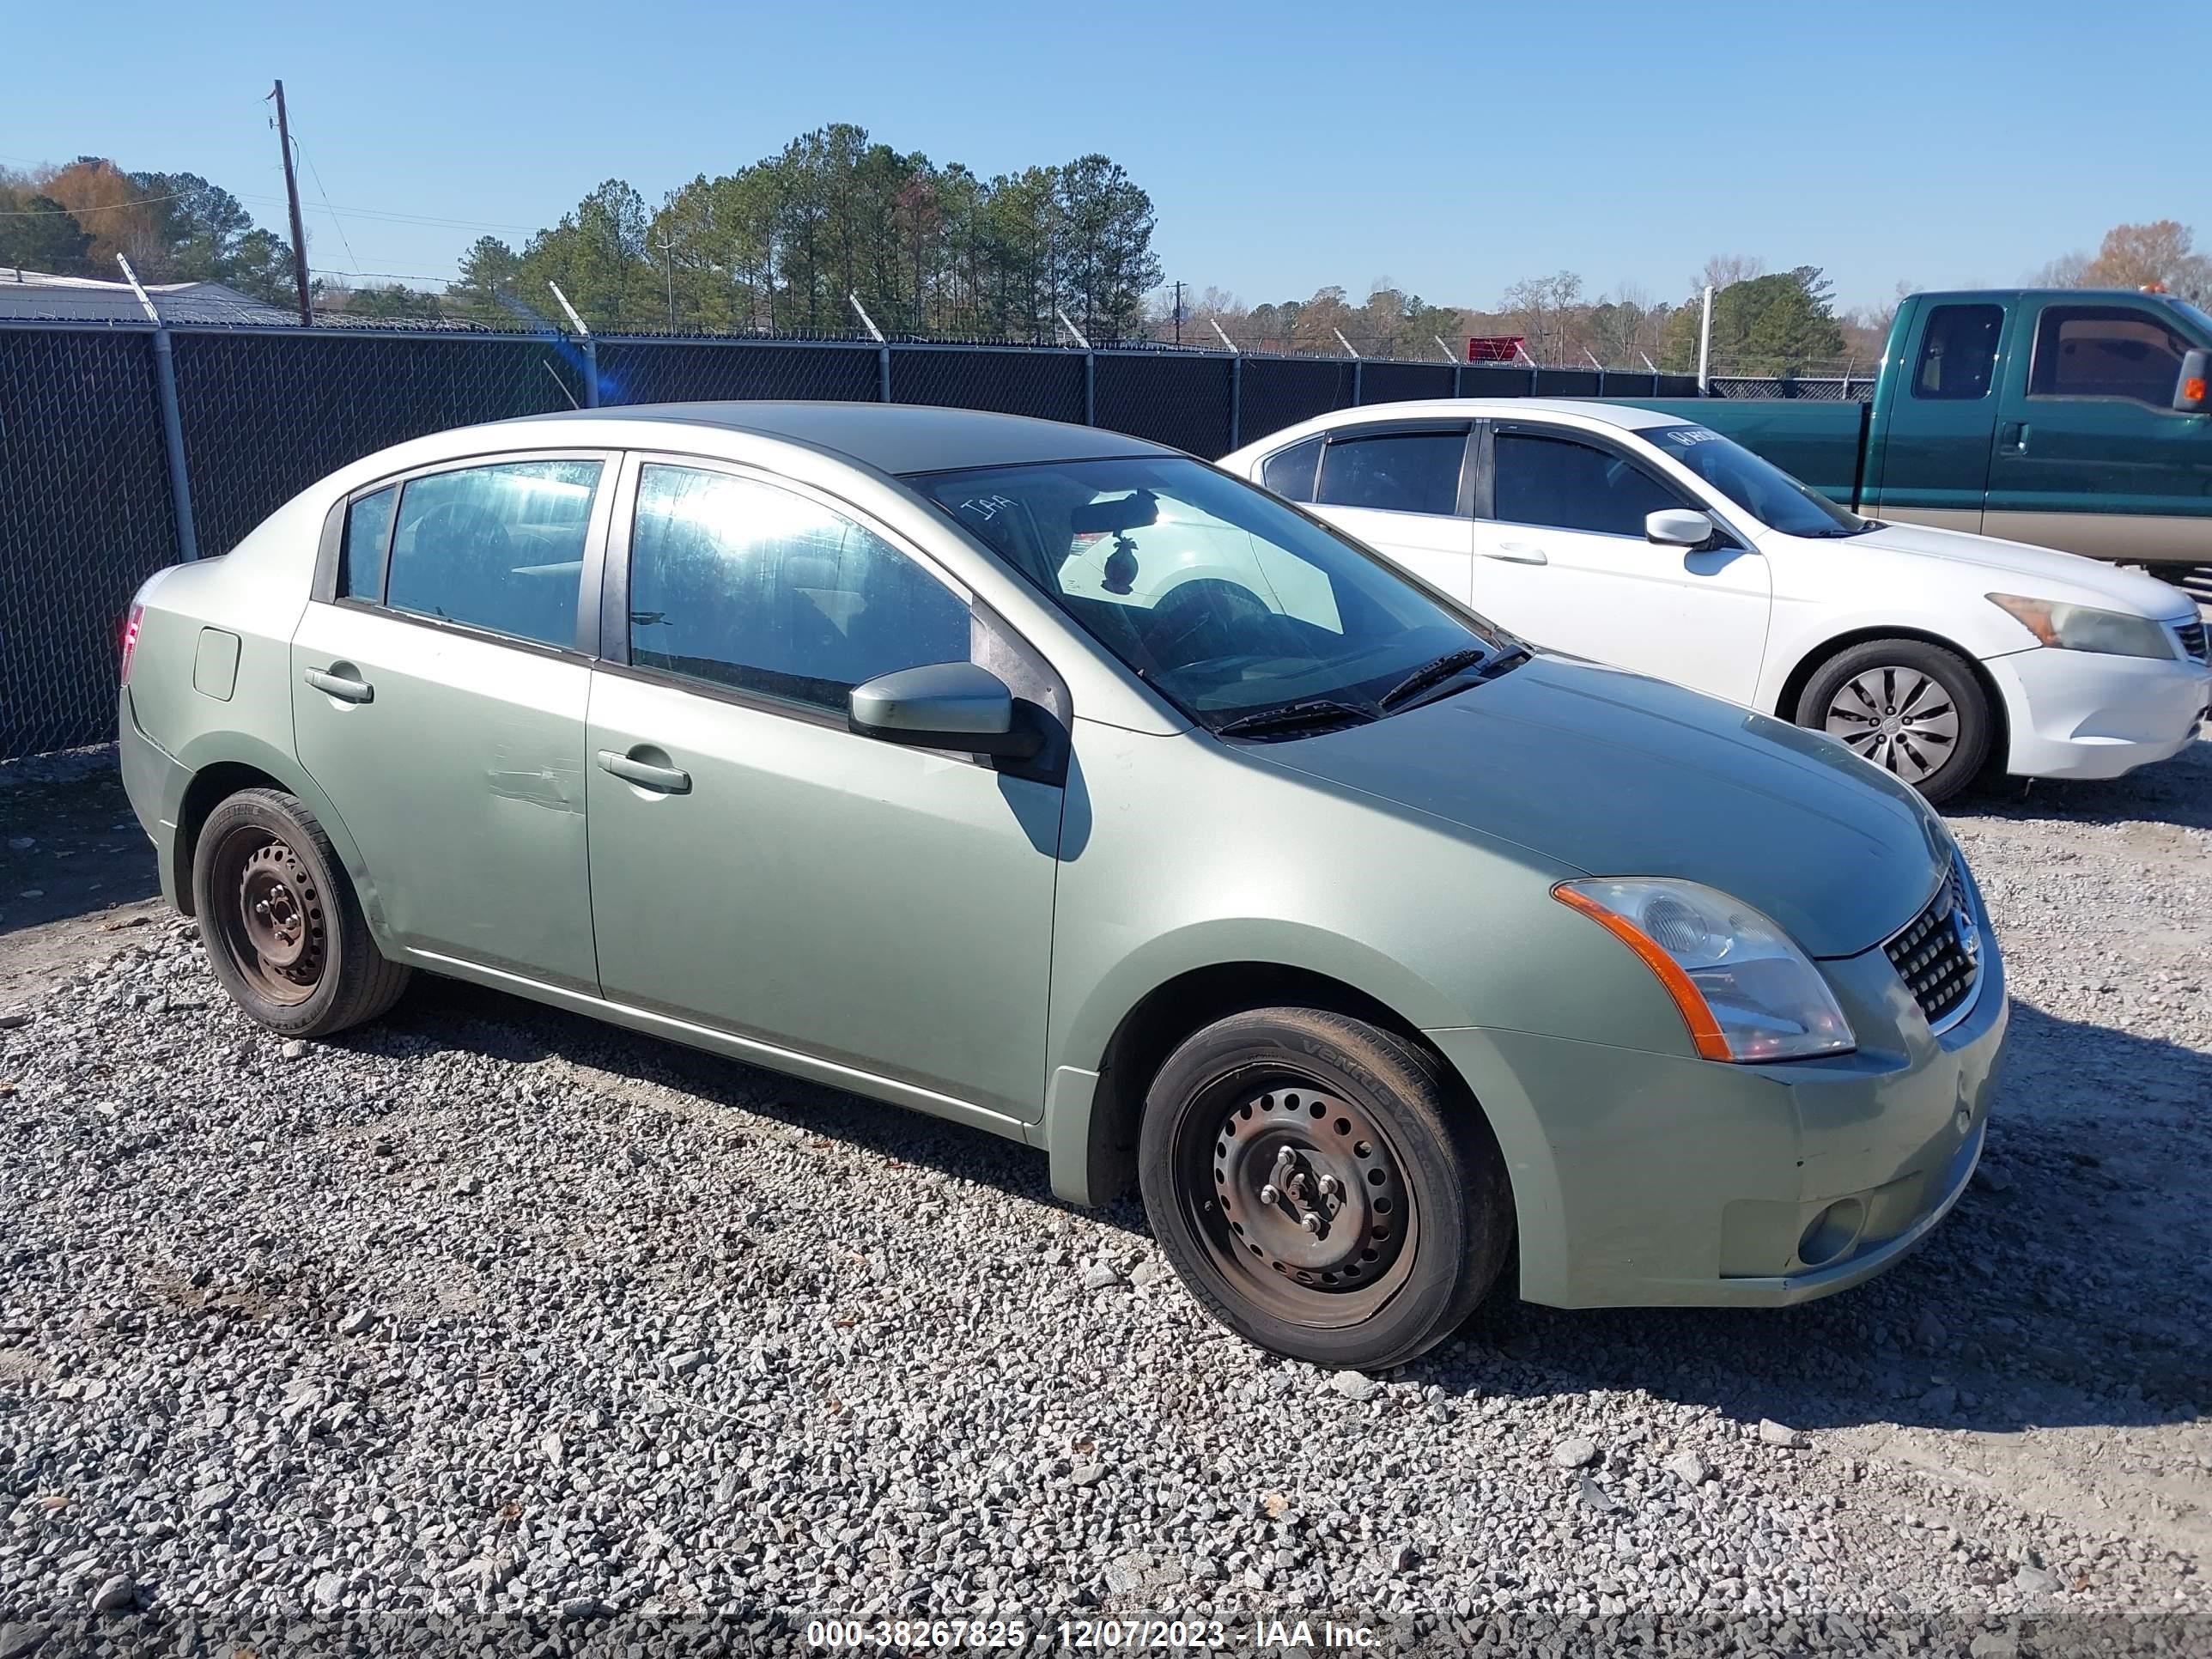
[118,404,2006,1370]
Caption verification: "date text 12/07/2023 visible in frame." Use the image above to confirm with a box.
[801,1617,1384,1650]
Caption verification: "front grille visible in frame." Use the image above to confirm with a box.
[1884,860,1983,1030]
[2175,616,2207,663]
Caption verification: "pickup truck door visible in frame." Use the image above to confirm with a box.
[1981,297,2212,568]
[1471,422,1771,706]
[1865,300,2011,535]
[1281,422,1477,604]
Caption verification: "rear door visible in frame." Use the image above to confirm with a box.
[1473,422,1772,705]
[1866,300,2008,533]
[290,453,611,990]
[1279,422,1477,603]
[1982,297,2212,566]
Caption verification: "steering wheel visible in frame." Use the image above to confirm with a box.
[1141,579,1277,672]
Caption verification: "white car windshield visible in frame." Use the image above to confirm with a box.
[1644,423,1873,538]
[909,456,1520,734]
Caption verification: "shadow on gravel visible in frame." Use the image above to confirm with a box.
[360,967,2209,1444]
[1950,738,2212,831]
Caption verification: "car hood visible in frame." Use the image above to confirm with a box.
[1249,653,1950,959]
[1841,520,2196,618]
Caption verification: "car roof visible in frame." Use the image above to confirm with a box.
[1274,398,1686,433]
[499,400,1174,474]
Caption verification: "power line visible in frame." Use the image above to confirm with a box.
[0,187,203,216]
[292,134,362,276]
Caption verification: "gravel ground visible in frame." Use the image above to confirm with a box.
[1,744,2208,1657]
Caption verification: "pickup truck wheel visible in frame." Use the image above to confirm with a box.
[1796,639,1991,805]
[191,787,410,1039]
[1138,1007,1511,1371]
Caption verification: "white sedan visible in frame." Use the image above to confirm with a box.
[1222,400,2211,802]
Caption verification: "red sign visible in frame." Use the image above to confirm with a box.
[1467,336,1527,363]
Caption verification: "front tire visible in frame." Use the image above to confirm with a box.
[191,787,410,1038]
[1138,1008,1512,1370]
[1795,637,1993,805]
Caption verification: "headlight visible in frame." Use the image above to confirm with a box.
[1987,592,2177,660]
[1553,878,1856,1062]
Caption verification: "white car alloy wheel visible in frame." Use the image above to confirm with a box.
[1822,665,1960,785]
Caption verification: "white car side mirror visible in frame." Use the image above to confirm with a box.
[1646,508,1716,548]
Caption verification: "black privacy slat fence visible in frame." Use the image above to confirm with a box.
[0,319,1698,758]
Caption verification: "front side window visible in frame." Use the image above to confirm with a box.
[2030,305,2192,406]
[1315,430,1466,515]
[910,455,1511,729]
[1492,432,1684,538]
[339,484,397,601]
[1912,303,2002,400]
[627,464,971,712]
[384,459,600,647]
[1259,435,1322,502]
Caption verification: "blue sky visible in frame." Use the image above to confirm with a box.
[9,0,2206,313]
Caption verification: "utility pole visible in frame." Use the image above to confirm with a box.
[1172,279,1184,346]
[657,232,675,328]
[269,81,313,326]
[1697,283,1715,393]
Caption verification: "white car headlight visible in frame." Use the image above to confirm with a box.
[1987,592,2178,661]
[1554,878,1856,1062]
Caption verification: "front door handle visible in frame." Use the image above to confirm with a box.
[303,665,374,704]
[1999,421,2031,453]
[1484,542,1550,565]
[596,749,691,794]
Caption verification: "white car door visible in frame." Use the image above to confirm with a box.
[1471,422,1772,705]
[1265,423,1476,605]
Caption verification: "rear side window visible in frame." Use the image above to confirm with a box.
[1316,430,1465,515]
[384,460,601,648]
[2030,305,2192,406]
[1911,304,2002,400]
[1493,432,1683,537]
[1259,435,1322,502]
[339,485,397,602]
[627,464,972,713]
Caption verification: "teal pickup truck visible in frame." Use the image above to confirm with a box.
[1633,288,2212,581]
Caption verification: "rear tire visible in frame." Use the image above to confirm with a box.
[191,787,410,1039]
[1795,637,1992,805]
[1138,1007,1512,1370]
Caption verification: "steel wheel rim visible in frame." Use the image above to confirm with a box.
[210,825,326,1006]
[1181,1076,1418,1328]
[1824,665,1959,784]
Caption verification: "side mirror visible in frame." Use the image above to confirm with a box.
[848,661,1042,759]
[2176,349,2209,413]
[1646,507,1717,548]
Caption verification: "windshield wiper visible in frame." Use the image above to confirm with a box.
[1215,698,1377,740]
[1377,645,1504,711]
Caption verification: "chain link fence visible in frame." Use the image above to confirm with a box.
[0,318,1701,758]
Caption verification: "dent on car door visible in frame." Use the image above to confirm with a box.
[1476,427,1772,705]
[1295,427,1476,603]
[289,455,609,989]
[583,457,1063,1121]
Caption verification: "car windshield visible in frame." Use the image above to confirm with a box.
[1643,422,1870,538]
[908,455,1516,731]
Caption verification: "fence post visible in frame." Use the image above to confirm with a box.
[878,343,892,404]
[1226,354,1241,451]
[1083,352,1097,426]
[118,256,198,562]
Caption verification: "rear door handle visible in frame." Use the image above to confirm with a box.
[596,749,691,794]
[1999,421,2031,453]
[303,666,373,703]
[1484,542,1550,565]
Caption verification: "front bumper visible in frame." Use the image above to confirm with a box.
[1984,642,2211,781]
[1426,905,2008,1310]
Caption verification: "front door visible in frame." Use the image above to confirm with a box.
[290,455,608,989]
[1471,423,1772,706]
[1982,298,2212,566]
[584,459,1061,1121]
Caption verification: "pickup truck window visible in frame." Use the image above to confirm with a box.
[1493,432,1684,538]
[1645,424,1867,538]
[2029,305,2193,408]
[1911,304,2002,401]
